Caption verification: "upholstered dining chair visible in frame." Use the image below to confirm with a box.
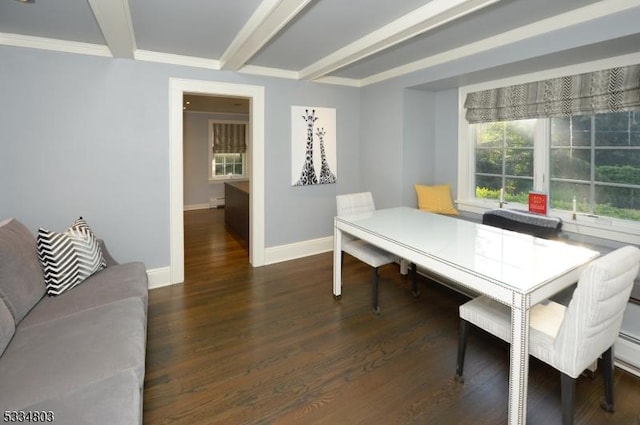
[454,245,640,425]
[336,192,417,314]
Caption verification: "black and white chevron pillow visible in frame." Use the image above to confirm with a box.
[37,217,106,296]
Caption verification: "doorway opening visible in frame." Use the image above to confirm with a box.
[169,78,265,284]
[182,94,250,276]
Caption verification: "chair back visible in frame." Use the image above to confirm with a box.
[554,245,640,377]
[336,192,376,218]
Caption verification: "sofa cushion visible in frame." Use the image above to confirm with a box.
[0,218,46,323]
[37,217,106,296]
[22,369,141,425]
[19,262,148,329]
[0,299,15,356]
[0,297,147,411]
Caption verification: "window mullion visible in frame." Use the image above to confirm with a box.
[534,119,549,192]
[501,123,507,192]
[463,123,477,200]
[590,116,596,215]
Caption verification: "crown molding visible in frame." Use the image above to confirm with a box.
[135,50,221,70]
[237,65,362,87]
[313,76,362,87]
[0,32,111,57]
[235,64,299,80]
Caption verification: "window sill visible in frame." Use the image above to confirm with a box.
[456,199,640,245]
[208,176,248,184]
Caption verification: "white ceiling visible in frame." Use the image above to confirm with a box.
[2,0,640,89]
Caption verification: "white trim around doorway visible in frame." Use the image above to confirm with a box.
[169,78,266,284]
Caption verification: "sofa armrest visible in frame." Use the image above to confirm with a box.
[98,239,119,267]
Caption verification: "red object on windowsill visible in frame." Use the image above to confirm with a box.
[528,192,548,215]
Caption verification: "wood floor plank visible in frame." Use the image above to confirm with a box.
[143,208,640,424]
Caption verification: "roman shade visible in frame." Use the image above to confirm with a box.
[464,64,640,123]
[212,123,246,154]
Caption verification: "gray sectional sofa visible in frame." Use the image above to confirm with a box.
[0,218,148,425]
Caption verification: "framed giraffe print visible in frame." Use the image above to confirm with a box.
[291,105,337,186]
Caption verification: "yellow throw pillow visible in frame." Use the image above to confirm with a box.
[415,184,459,215]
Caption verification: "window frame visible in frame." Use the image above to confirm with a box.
[457,57,640,243]
[208,119,249,182]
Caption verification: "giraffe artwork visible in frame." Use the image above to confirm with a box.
[316,127,336,184]
[294,109,319,186]
[291,106,337,186]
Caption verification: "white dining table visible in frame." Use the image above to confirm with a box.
[333,207,599,425]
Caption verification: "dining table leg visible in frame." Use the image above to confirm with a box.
[333,220,342,299]
[509,294,531,425]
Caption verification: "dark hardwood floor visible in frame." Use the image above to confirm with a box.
[143,208,640,424]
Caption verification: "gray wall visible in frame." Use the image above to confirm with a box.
[359,83,404,208]
[2,4,634,272]
[432,89,459,196]
[357,83,459,213]
[0,46,360,268]
[1,51,169,269]
[402,88,435,207]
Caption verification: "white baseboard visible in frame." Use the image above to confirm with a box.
[183,203,210,211]
[146,237,334,290]
[146,267,173,289]
[264,236,334,265]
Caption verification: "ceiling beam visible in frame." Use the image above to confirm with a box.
[220,0,312,71]
[298,0,501,81]
[87,0,136,59]
[361,0,640,87]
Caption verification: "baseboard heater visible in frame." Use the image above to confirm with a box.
[209,197,225,208]
[615,333,640,377]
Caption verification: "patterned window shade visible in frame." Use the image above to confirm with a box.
[464,64,640,123]
[212,123,247,154]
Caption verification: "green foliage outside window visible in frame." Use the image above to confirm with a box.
[596,165,640,184]
[474,111,640,221]
[475,120,534,201]
[213,153,244,177]
[476,187,529,204]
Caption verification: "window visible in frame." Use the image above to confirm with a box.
[471,113,640,221]
[550,112,640,221]
[209,120,247,179]
[213,153,244,176]
[474,120,535,203]
[459,62,640,241]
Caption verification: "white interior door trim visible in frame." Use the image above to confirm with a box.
[169,78,266,284]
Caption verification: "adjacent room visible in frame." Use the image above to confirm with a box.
[2,1,640,424]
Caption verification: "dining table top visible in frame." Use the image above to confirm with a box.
[335,206,600,296]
